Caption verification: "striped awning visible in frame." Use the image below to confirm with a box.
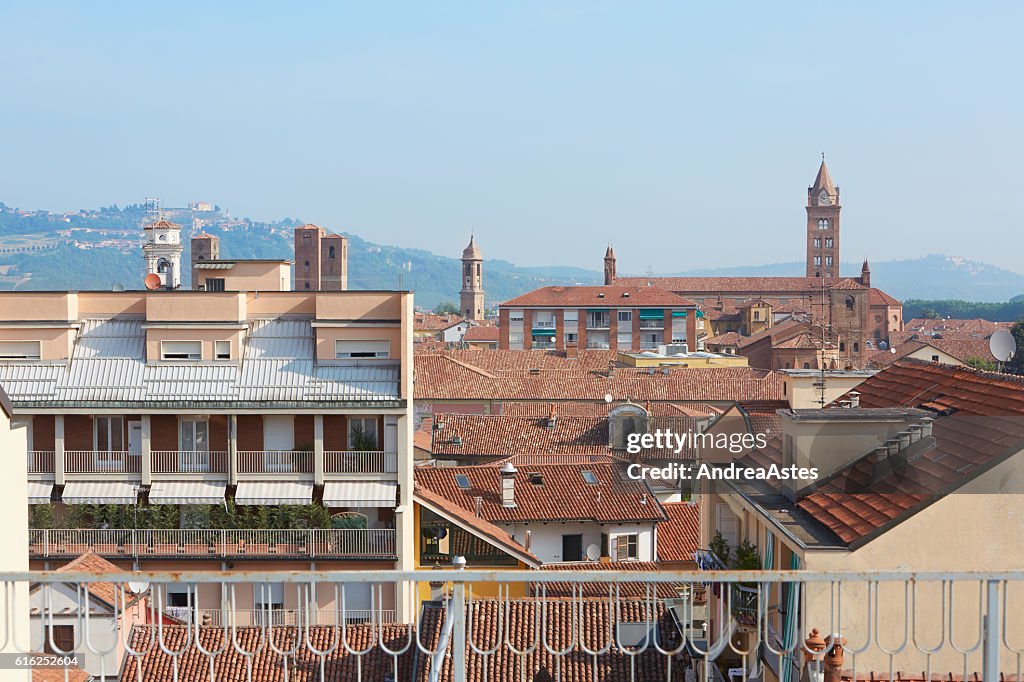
[149,480,227,505]
[323,481,397,508]
[234,480,313,506]
[28,481,53,504]
[62,480,138,504]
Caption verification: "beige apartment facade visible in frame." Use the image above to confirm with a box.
[0,289,417,622]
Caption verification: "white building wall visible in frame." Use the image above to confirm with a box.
[501,522,656,563]
[0,409,29,681]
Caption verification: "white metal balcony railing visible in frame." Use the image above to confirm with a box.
[28,528,397,558]
[324,450,398,474]
[639,341,662,350]
[26,450,55,474]
[531,320,556,329]
[151,450,229,474]
[237,450,314,474]
[531,341,555,349]
[585,341,611,349]
[8,569,1022,682]
[64,450,141,474]
[639,320,665,329]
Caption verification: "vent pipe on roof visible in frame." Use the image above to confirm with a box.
[848,391,861,408]
[525,529,532,551]
[499,461,518,508]
[474,496,483,518]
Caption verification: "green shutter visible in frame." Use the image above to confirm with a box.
[531,329,555,337]
[638,310,664,320]
[671,311,687,318]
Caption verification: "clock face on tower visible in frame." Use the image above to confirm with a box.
[818,190,830,206]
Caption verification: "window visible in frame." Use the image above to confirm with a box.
[932,354,940,362]
[328,245,336,259]
[335,340,389,359]
[818,218,829,230]
[617,310,632,323]
[813,237,821,248]
[826,256,833,266]
[563,310,578,323]
[581,470,599,485]
[509,332,523,345]
[814,256,821,266]
[215,340,230,360]
[304,261,310,273]
[564,333,578,344]
[179,419,209,452]
[348,417,378,449]
[509,310,524,323]
[853,342,859,352]
[845,296,855,311]
[96,416,124,452]
[839,342,846,352]
[803,362,811,369]
[561,534,583,562]
[455,474,471,489]
[205,278,225,292]
[753,310,760,321]
[0,340,41,360]
[825,237,833,248]
[617,332,633,348]
[161,340,202,360]
[44,624,74,654]
[616,534,639,561]
[255,583,284,610]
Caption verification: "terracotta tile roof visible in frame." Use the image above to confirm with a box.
[429,413,607,457]
[415,313,465,331]
[424,599,684,682]
[415,462,666,523]
[33,666,91,682]
[501,285,696,308]
[414,416,434,452]
[616,275,864,293]
[122,624,418,681]
[885,332,996,363]
[53,550,134,608]
[497,400,721,418]
[793,360,1024,544]
[657,502,700,563]
[869,287,901,306]
[704,331,743,346]
[414,484,540,566]
[414,352,784,402]
[462,325,499,341]
[904,318,1012,335]
[737,401,788,438]
[537,561,680,597]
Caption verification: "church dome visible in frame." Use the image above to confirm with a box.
[462,235,482,259]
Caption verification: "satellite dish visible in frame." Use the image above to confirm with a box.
[890,347,897,354]
[604,394,613,404]
[990,329,1016,363]
[127,581,149,595]
[144,273,162,290]
[585,544,601,561]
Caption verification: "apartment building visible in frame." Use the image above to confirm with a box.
[0,288,416,622]
[498,285,701,352]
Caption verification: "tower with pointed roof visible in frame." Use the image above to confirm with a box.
[604,245,616,285]
[460,235,484,320]
[806,158,841,278]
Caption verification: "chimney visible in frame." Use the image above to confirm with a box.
[919,417,934,438]
[565,342,578,359]
[525,530,532,552]
[545,403,558,428]
[885,439,900,456]
[474,496,483,518]
[848,391,860,408]
[499,461,518,508]
[907,424,921,444]
[896,430,911,451]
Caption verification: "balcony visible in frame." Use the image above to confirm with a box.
[531,320,556,329]
[585,341,610,349]
[238,450,314,475]
[639,341,662,350]
[639,320,664,329]
[29,528,397,559]
[531,341,555,349]
[26,450,55,476]
[65,450,141,474]
[324,450,398,474]
[152,450,228,474]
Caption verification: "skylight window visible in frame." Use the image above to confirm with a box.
[581,470,599,485]
[455,475,471,489]
[527,472,544,485]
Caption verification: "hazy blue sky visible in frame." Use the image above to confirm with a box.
[1,2,1021,275]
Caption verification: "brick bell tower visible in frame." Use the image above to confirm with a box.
[806,157,841,278]
[460,235,484,320]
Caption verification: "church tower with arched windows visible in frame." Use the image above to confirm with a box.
[143,217,183,289]
[460,235,484,320]
[806,159,841,278]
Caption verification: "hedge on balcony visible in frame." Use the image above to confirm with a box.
[29,502,341,531]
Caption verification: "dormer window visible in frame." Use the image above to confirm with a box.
[527,472,544,486]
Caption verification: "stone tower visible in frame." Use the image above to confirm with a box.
[806,159,841,278]
[604,245,616,285]
[460,235,484,320]
[294,225,348,291]
[142,218,183,289]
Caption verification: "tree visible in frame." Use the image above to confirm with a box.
[709,531,730,565]
[1006,320,1024,376]
[433,301,460,315]
[965,356,997,371]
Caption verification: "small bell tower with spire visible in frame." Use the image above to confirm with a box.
[806,156,841,278]
[460,235,485,320]
[603,245,616,285]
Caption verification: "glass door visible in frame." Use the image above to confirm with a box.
[179,419,210,472]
